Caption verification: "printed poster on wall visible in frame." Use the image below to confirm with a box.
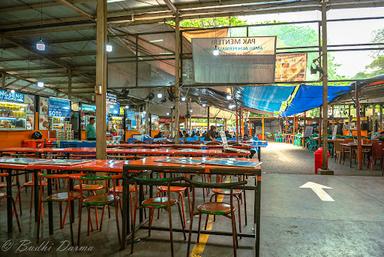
[275,53,307,82]
[39,97,49,130]
[25,94,35,130]
[192,37,276,84]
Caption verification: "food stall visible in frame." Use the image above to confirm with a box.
[48,97,73,140]
[79,103,96,140]
[106,93,124,142]
[0,89,35,131]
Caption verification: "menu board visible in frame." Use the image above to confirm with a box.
[125,111,137,130]
[106,93,120,116]
[48,97,71,118]
[39,97,49,130]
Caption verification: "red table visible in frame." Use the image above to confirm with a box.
[108,143,252,150]
[0,147,250,158]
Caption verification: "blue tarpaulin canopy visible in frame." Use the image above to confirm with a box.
[281,85,351,117]
[238,84,351,116]
[239,86,295,113]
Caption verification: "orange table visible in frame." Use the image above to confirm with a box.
[109,143,252,150]
[120,157,262,256]
[0,147,251,158]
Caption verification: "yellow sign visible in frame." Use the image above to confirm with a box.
[275,53,307,82]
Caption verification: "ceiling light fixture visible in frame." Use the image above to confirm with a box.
[107,0,125,3]
[37,81,44,88]
[149,39,163,43]
[229,104,236,109]
[157,93,163,99]
[106,44,113,53]
[181,96,186,102]
[10,89,15,93]
[212,45,219,56]
[36,39,46,51]
[226,94,232,100]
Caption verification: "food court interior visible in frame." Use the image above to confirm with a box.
[0,1,383,257]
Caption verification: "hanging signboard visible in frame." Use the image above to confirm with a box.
[192,36,276,84]
[303,126,314,138]
[275,53,307,82]
[0,89,24,103]
[106,93,120,116]
[48,97,71,118]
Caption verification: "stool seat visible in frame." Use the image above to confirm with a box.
[197,202,234,215]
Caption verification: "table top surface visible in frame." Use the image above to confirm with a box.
[0,147,249,157]
[340,143,373,147]
[108,143,253,149]
[0,157,261,174]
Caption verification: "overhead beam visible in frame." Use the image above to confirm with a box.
[2,0,383,35]
[55,0,94,20]
[163,0,178,14]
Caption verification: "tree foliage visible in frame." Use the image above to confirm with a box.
[353,28,384,79]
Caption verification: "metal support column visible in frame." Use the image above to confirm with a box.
[95,0,107,160]
[380,104,383,131]
[321,0,329,171]
[174,14,181,143]
[355,84,363,170]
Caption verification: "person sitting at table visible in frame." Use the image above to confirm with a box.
[86,117,96,141]
[204,125,217,141]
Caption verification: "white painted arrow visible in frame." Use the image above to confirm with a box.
[300,182,334,202]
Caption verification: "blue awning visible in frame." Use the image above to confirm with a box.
[281,84,351,117]
[239,85,295,113]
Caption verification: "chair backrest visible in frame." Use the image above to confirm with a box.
[334,141,342,152]
[372,141,384,158]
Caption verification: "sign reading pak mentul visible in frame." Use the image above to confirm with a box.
[192,36,276,84]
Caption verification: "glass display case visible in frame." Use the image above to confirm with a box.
[0,90,35,131]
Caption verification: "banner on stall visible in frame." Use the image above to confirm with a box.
[0,89,24,103]
[275,53,307,82]
[48,97,71,118]
[192,36,276,84]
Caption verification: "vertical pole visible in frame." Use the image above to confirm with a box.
[186,99,189,131]
[1,72,5,87]
[145,102,150,135]
[174,14,181,143]
[321,0,329,170]
[95,0,107,160]
[135,35,139,87]
[235,102,239,144]
[261,115,265,140]
[355,84,363,170]
[207,106,210,132]
[380,104,383,131]
[67,69,72,100]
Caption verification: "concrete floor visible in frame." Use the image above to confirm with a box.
[1,142,384,257]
